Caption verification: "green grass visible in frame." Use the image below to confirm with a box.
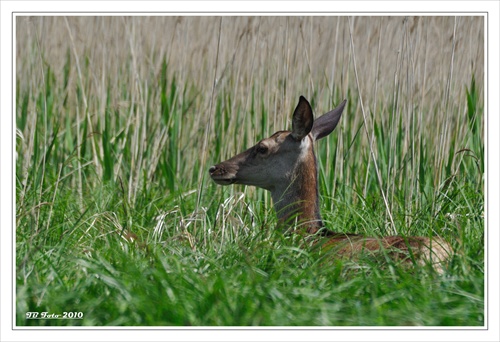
[15,16,484,326]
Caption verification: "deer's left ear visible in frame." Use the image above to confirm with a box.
[291,96,314,141]
[311,99,346,141]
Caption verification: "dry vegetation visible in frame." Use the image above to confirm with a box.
[17,17,483,155]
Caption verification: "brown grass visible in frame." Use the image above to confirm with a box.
[16,16,484,121]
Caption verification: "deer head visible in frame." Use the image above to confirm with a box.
[209,96,346,234]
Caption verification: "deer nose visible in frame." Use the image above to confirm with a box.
[209,165,217,174]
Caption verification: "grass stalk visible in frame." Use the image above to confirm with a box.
[347,17,397,235]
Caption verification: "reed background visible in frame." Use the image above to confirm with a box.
[16,16,484,326]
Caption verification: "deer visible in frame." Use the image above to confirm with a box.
[209,96,452,272]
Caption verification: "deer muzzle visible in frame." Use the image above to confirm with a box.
[209,164,237,185]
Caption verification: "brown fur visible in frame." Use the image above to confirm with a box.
[308,233,451,272]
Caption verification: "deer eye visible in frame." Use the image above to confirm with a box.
[256,145,268,154]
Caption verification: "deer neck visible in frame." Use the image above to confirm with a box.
[271,139,323,234]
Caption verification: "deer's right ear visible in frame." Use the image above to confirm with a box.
[291,96,314,141]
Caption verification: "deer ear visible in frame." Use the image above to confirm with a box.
[291,96,314,141]
[311,99,346,141]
